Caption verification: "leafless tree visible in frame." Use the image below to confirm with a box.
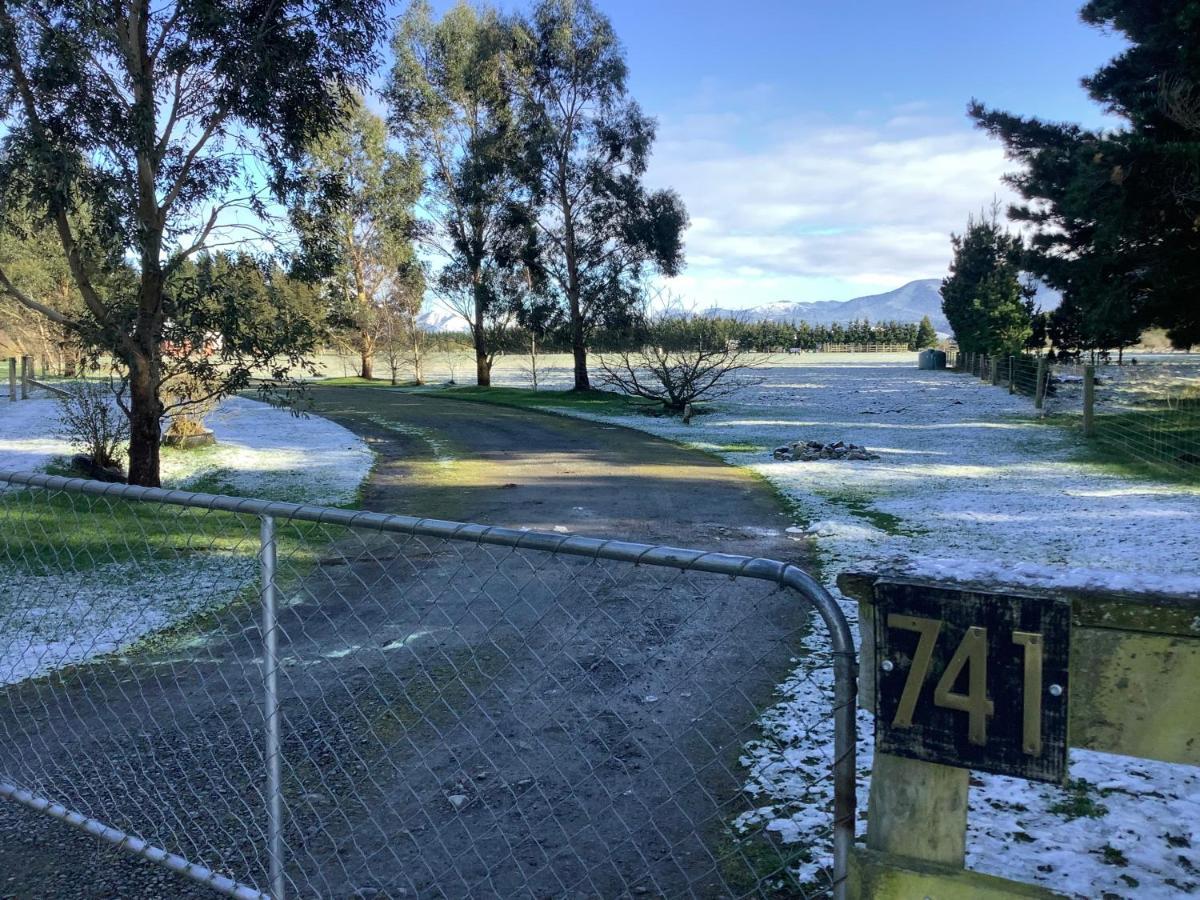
[596,317,761,413]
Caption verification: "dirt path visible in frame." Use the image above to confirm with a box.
[304,388,799,555]
[0,390,821,899]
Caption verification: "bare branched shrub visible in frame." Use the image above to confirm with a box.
[56,380,129,469]
[596,317,761,412]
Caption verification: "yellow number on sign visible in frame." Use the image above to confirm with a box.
[886,614,942,729]
[1013,631,1044,755]
[933,626,994,746]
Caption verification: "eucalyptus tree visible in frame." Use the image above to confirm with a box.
[0,0,384,486]
[291,97,423,380]
[387,0,533,387]
[514,0,688,391]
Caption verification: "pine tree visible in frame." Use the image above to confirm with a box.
[940,207,1033,355]
[971,0,1200,348]
[915,316,938,349]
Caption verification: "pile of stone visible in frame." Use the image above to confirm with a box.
[772,440,880,462]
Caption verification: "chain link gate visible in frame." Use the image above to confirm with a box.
[0,470,856,898]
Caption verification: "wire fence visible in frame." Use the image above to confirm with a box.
[954,350,1200,481]
[0,470,856,899]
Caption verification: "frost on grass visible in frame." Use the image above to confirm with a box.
[164,397,372,506]
[0,394,372,684]
[0,555,255,686]
[0,394,373,507]
[548,353,1200,899]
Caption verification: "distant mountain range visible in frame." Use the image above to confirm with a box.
[420,278,1062,335]
[704,278,1061,334]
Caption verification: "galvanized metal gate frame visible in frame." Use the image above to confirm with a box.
[0,470,858,899]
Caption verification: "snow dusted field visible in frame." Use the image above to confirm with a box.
[0,393,373,506]
[528,353,1200,899]
[0,393,373,683]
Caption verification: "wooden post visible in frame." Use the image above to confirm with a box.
[1083,364,1095,437]
[1009,356,1016,394]
[991,356,1001,386]
[20,355,31,400]
[866,753,969,865]
[7,358,14,402]
[1034,356,1047,410]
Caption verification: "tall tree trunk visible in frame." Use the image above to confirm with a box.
[360,342,373,380]
[126,355,163,488]
[559,173,589,391]
[472,275,491,387]
[570,295,588,391]
[412,340,424,385]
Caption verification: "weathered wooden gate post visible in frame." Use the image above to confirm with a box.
[7,358,15,402]
[839,570,1200,899]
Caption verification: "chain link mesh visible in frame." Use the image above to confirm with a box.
[0,472,853,898]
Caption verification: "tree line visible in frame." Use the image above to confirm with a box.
[465,315,937,355]
[0,0,686,486]
[941,0,1200,360]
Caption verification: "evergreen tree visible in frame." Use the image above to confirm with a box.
[940,207,1033,355]
[971,0,1200,349]
[915,315,938,349]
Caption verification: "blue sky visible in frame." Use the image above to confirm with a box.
[421,1,1127,308]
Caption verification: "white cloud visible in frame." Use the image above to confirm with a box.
[646,103,1018,309]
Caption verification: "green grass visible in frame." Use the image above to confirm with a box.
[317,378,655,416]
[1073,401,1200,486]
[817,489,916,537]
[1047,778,1110,821]
[313,375,420,387]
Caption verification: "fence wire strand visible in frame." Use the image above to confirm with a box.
[0,470,854,899]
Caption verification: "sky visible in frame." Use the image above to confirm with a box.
[422,1,1128,309]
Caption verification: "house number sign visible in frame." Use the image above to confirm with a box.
[873,581,1071,784]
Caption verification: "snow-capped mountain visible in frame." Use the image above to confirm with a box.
[705,278,1060,333]
[416,279,1061,334]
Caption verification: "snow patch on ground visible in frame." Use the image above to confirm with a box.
[165,397,373,505]
[0,394,373,507]
[0,556,256,686]
[545,357,1200,898]
[0,393,373,683]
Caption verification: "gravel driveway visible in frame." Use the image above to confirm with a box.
[0,391,822,898]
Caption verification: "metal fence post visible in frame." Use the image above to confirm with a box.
[1083,364,1096,437]
[1034,356,1047,410]
[259,515,285,900]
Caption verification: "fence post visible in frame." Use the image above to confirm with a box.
[991,355,1001,386]
[20,355,31,400]
[259,515,285,900]
[1034,356,1047,410]
[1009,356,1016,394]
[7,358,14,402]
[1083,364,1095,437]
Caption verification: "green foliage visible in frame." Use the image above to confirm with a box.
[387,1,533,387]
[513,0,689,390]
[0,0,386,485]
[971,0,1200,350]
[915,315,938,349]
[940,207,1034,355]
[290,96,424,379]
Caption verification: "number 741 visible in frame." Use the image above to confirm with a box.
[887,614,1045,754]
